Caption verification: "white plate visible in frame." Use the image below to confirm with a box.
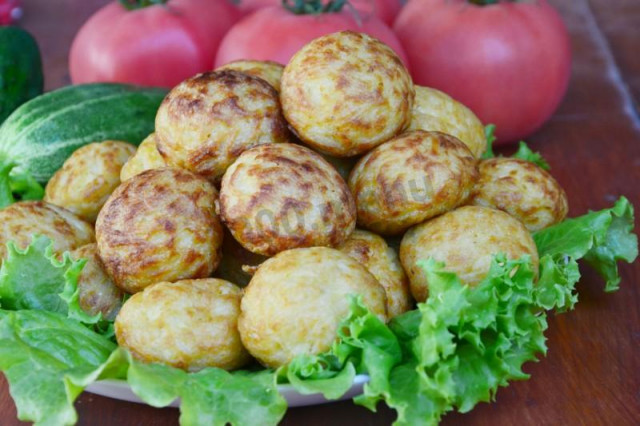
[85,375,369,408]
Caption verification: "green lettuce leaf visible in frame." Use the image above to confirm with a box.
[480,125,550,170]
[0,309,117,426]
[0,157,43,208]
[0,235,101,325]
[123,350,287,426]
[481,124,497,159]
[534,196,638,291]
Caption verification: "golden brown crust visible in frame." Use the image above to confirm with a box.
[155,70,290,183]
[469,158,569,231]
[348,130,478,235]
[120,133,166,181]
[219,143,356,256]
[70,244,123,321]
[95,168,223,293]
[281,31,414,157]
[216,60,284,92]
[44,141,136,223]
[409,86,486,157]
[115,278,250,372]
[238,247,387,368]
[338,229,413,318]
[0,201,95,261]
[400,206,539,302]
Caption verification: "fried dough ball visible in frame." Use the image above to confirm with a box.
[239,247,387,368]
[213,229,268,287]
[155,70,289,182]
[96,168,223,294]
[469,158,569,231]
[338,230,412,318]
[220,143,356,256]
[409,86,486,157]
[120,133,166,181]
[70,244,123,321]
[348,130,478,236]
[44,141,136,223]
[0,201,94,261]
[115,278,250,372]
[216,60,284,92]
[281,31,414,157]
[400,206,539,302]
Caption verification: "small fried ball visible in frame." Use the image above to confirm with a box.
[338,229,412,318]
[409,86,486,157]
[0,201,94,261]
[469,158,568,231]
[70,244,123,321]
[216,60,284,92]
[155,70,289,182]
[44,141,136,223]
[281,31,414,157]
[220,143,356,256]
[96,168,223,294]
[120,133,166,181]
[400,206,539,302]
[115,278,250,372]
[239,247,387,368]
[348,130,478,236]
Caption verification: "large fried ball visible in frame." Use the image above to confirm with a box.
[281,31,414,157]
[409,86,486,157]
[348,130,478,236]
[0,201,94,261]
[216,60,284,92]
[239,247,387,368]
[213,229,268,287]
[96,168,223,294]
[44,141,136,223]
[120,133,166,182]
[400,206,539,302]
[469,158,568,231]
[115,278,250,372]
[338,229,412,318]
[155,70,289,182]
[220,143,356,256]
[70,244,123,321]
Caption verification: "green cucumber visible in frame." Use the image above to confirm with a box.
[0,83,167,208]
[0,27,44,123]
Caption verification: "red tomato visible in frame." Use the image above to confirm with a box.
[215,6,409,68]
[394,0,571,143]
[70,0,241,87]
[237,0,403,26]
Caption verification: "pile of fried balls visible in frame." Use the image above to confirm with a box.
[0,31,568,372]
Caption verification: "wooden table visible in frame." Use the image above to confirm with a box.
[2,0,639,425]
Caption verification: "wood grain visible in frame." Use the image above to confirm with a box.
[3,0,640,425]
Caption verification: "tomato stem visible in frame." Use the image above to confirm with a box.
[283,0,348,15]
[118,0,169,10]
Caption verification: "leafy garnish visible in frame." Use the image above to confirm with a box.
[534,196,638,291]
[480,124,550,170]
[0,157,43,208]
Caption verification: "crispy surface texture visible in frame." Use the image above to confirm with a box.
[155,70,289,182]
[281,31,414,157]
[349,130,478,235]
[120,133,166,182]
[470,158,569,231]
[338,229,412,318]
[216,59,284,92]
[44,141,136,223]
[115,278,250,372]
[95,168,223,294]
[239,247,387,368]
[0,201,94,261]
[220,143,356,256]
[409,86,487,157]
[400,206,539,302]
[70,244,123,321]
